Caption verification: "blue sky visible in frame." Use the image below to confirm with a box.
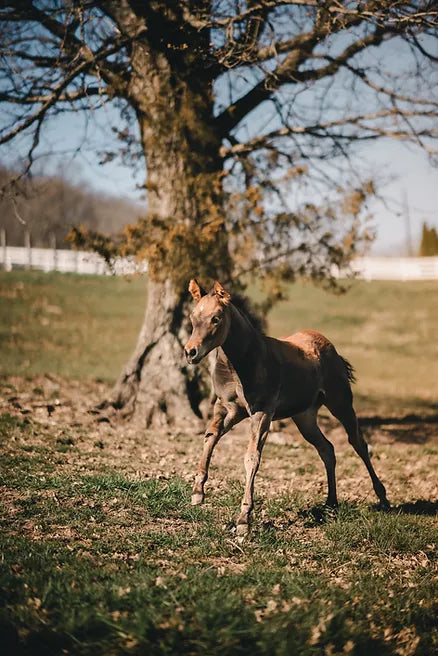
[1,7,437,255]
[364,142,438,254]
[2,100,437,255]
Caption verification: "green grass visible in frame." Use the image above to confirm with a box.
[1,451,437,656]
[0,270,146,381]
[0,268,437,654]
[264,279,438,415]
[1,271,437,413]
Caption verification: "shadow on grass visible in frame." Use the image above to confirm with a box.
[301,498,438,520]
[297,498,400,528]
[359,409,438,426]
[391,499,438,516]
[359,410,438,446]
[297,503,341,527]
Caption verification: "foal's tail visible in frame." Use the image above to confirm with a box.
[340,355,356,384]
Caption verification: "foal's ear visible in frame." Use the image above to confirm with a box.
[188,279,206,302]
[213,281,231,305]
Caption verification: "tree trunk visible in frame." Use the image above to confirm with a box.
[107,139,227,428]
[109,277,208,429]
[104,15,231,429]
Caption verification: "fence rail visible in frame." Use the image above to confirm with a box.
[0,246,147,276]
[348,256,438,281]
[1,246,438,280]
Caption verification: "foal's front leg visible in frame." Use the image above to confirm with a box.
[236,410,272,539]
[192,401,246,505]
[191,400,227,505]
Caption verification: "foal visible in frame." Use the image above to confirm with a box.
[184,280,389,538]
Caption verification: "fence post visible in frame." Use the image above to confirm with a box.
[1,229,6,270]
[25,230,31,269]
[50,233,57,272]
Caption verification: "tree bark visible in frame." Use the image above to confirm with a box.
[109,277,208,429]
[105,14,231,428]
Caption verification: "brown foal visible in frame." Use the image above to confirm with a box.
[184,279,389,538]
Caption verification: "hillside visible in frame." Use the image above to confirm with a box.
[0,165,142,248]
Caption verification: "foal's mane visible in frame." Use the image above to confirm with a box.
[230,293,266,334]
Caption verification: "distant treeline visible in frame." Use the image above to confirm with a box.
[419,222,438,256]
[0,165,142,248]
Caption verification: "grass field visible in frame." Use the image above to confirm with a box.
[1,270,437,414]
[0,271,147,381]
[0,271,437,655]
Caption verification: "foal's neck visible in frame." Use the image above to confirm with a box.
[221,304,264,370]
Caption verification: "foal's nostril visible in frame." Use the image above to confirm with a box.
[185,346,198,361]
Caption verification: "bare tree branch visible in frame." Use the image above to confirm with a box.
[0,86,108,105]
[221,108,438,158]
[0,39,124,146]
[216,1,437,135]
[216,4,379,133]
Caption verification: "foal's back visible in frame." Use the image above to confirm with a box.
[269,329,354,416]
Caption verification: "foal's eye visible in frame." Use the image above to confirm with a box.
[211,316,221,325]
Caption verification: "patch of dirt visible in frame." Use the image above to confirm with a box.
[1,375,437,510]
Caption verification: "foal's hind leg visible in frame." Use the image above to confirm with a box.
[191,400,246,505]
[293,409,338,507]
[328,401,389,508]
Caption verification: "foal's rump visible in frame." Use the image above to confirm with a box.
[277,329,355,410]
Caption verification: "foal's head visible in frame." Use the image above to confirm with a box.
[184,279,231,364]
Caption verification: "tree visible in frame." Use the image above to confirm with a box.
[1,1,437,427]
[419,221,438,256]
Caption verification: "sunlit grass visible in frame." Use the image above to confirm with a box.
[1,271,437,413]
[264,279,438,415]
[1,271,437,654]
[0,270,146,381]
[1,438,437,656]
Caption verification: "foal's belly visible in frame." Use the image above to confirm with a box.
[273,362,323,418]
[273,393,320,420]
[273,400,321,420]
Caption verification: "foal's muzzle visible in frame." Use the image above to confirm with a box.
[185,346,200,364]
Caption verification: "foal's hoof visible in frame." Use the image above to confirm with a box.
[235,523,249,544]
[378,498,391,511]
[191,493,204,506]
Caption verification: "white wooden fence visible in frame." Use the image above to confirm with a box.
[1,245,437,280]
[348,256,438,281]
[0,246,147,276]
